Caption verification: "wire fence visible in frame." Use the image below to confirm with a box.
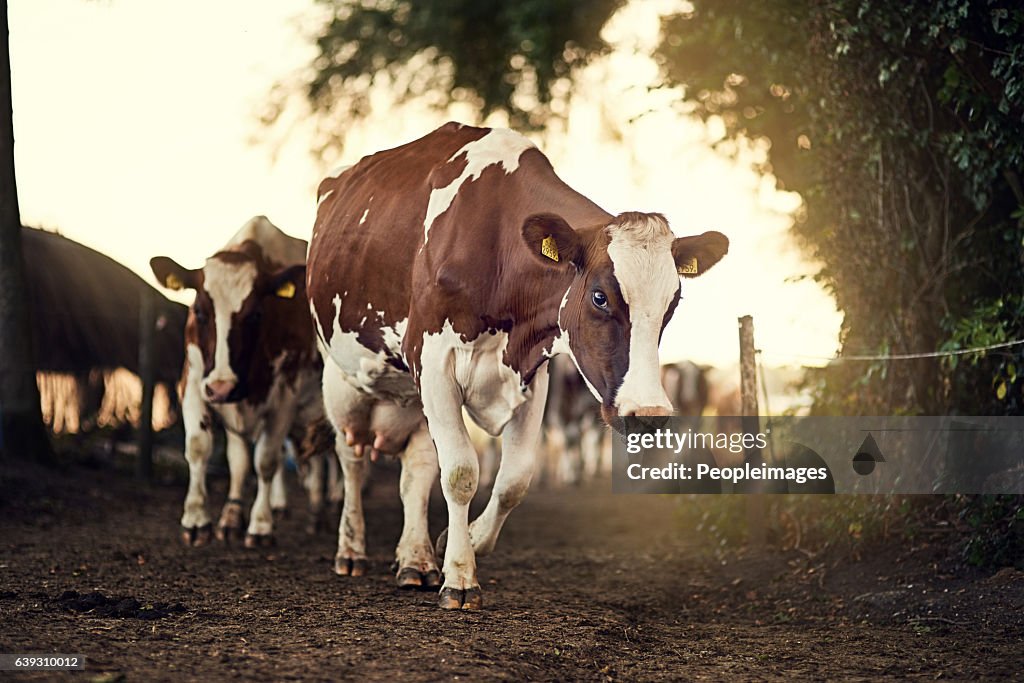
[758,338,1024,364]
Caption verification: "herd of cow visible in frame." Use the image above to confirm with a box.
[36,123,730,610]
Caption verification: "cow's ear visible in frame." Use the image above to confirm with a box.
[522,213,583,269]
[671,231,729,278]
[150,256,199,291]
[268,264,306,299]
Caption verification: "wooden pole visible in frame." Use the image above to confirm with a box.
[136,290,155,482]
[738,315,765,545]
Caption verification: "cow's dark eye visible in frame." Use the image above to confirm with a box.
[194,308,208,325]
[592,290,609,310]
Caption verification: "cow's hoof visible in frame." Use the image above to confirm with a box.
[396,567,442,590]
[272,507,289,521]
[438,586,483,610]
[216,502,246,543]
[334,556,368,577]
[305,508,332,535]
[243,533,276,549]
[435,528,448,561]
[181,524,213,547]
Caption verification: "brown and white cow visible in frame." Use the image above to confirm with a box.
[308,123,728,609]
[151,216,323,547]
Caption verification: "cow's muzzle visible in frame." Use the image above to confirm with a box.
[600,403,673,436]
[204,379,238,403]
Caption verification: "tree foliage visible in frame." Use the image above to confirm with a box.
[272,0,624,153]
[657,0,1024,414]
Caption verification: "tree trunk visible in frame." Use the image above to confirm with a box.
[0,1,51,461]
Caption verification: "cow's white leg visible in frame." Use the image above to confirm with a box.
[245,406,294,547]
[302,450,326,534]
[394,423,441,589]
[180,349,214,546]
[580,414,603,481]
[322,362,372,576]
[326,450,343,506]
[270,454,289,518]
[543,424,568,488]
[419,349,483,609]
[467,365,548,556]
[215,430,249,543]
[478,437,500,490]
[334,432,370,575]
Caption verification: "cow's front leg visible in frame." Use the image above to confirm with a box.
[245,423,290,548]
[420,358,482,609]
[216,430,249,543]
[180,357,213,546]
[394,423,441,589]
[467,365,548,557]
[270,453,289,519]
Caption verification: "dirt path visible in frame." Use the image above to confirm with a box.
[1,457,1022,681]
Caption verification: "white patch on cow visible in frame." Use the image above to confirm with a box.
[201,257,258,388]
[320,294,418,404]
[317,190,334,208]
[358,207,369,225]
[422,129,536,244]
[552,287,601,401]
[381,318,408,359]
[606,214,676,414]
[420,320,526,436]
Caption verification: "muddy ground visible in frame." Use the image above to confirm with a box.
[1,453,1022,681]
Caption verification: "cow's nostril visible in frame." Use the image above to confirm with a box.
[634,406,671,417]
[204,380,235,402]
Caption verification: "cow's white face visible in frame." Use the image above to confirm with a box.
[150,244,306,403]
[524,211,728,423]
[194,255,259,402]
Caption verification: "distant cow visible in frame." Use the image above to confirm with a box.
[543,358,710,486]
[308,122,728,609]
[21,227,187,428]
[151,216,324,547]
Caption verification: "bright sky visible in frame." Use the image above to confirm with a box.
[9,0,841,370]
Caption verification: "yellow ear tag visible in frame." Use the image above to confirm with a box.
[541,235,560,262]
[275,281,296,299]
[165,274,184,291]
[677,257,698,275]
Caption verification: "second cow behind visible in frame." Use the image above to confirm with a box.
[151,216,323,547]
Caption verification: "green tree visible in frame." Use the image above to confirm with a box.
[264,0,624,155]
[0,0,52,460]
[656,0,1024,414]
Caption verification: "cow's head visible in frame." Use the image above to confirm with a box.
[150,241,306,403]
[523,211,728,424]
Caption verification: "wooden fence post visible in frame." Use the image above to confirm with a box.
[137,290,155,483]
[738,315,766,546]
